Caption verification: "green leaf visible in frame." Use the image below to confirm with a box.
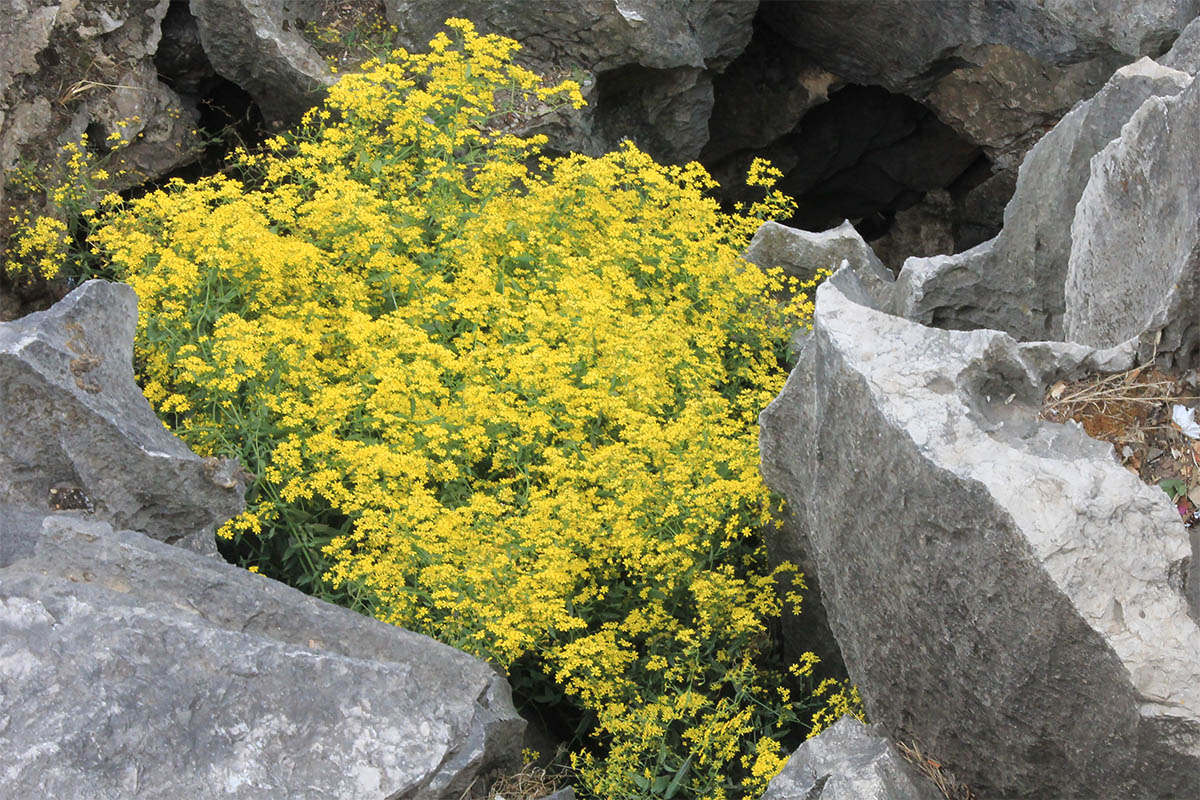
[1160,478,1187,500]
[663,755,692,799]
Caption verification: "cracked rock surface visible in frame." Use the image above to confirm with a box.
[0,280,244,554]
[0,515,523,799]
[759,33,1200,799]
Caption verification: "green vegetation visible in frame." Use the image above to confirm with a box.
[5,19,861,799]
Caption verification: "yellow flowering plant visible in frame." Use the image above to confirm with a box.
[51,18,855,798]
[5,133,125,281]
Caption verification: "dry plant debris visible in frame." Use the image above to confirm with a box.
[895,740,977,800]
[485,763,563,800]
[1040,364,1200,525]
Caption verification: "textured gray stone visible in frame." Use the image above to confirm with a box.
[532,788,575,800]
[0,0,197,231]
[384,0,758,163]
[745,220,894,303]
[188,0,334,126]
[1160,13,1200,73]
[748,1,1199,246]
[892,57,1193,339]
[924,43,1124,170]
[1064,59,1200,369]
[867,190,955,271]
[0,513,523,799]
[760,272,1200,798]
[761,717,941,800]
[760,0,1199,96]
[0,280,245,554]
[387,0,754,75]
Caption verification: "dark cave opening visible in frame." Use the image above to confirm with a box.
[701,6,1016,270]
[151,0,268,185]
[704,79,1000,269]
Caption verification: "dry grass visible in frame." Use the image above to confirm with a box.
[895,740,976,800]
[483,763,563,800]
[1041,364,1200,518]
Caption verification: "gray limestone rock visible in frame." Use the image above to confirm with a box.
[383,0,758,163]
[760,0,1199,97]
[0,280,245,554]
[892,57,1193,339]
[760,273,1200,798]
[532,788,575,800]
[386,0,754,75]
[0,513,524,799]
[745,220,894,302]
[188,0,333,126]
[1064,58,1200,369]
[749,1,1199,247]
[761,717,942,800]
[1161,13,1200,73]
[924,43,1125,171]
[0,0,198,260]
[867,190,956,271]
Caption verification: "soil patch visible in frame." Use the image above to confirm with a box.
[1041,364,1200,526]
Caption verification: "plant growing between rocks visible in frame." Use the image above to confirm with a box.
[18,19,856,799]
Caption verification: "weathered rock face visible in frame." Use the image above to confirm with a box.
[923,43,1126,171]
[387,0,754,81]
[708,1,1200,270]
[0,0,200,220]
[762,272,1200,798]
[1064,57,1200,368]
[892,57,1193,339]
[0,280,245,554]
[866,189,956,271]
[188,0,333,127]
[0,513,524,798]
[759,0,1197,97]
[761,717,942,800]
[0,279,524,797]
[384,0,758,163]
[760,35,1200,798]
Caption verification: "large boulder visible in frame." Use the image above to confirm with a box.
[384,0,758,163]
[759,0,1198,167]
[759,38,1200,796]
[761,270,1200,798]
[187,0,333,127]
[761,717,942,800]
[0,280,245,554]
[0,277,524,797]
[759,0,1198,97]
[705,2,1200,266]
[0,512,524,798]
[891,57,1194,339]
[1064,52,1200,368]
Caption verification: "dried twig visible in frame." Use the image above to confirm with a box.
[895,740,976,800]
[57,79,150,106]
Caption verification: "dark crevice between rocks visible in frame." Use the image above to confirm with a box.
[592,63,713,165]
[704,80,1001,271]
[150,0,268,186]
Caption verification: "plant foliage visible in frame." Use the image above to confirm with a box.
[20,19,861,799]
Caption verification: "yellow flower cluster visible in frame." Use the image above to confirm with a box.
[4,131,132,280]
[84,19,850,799]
